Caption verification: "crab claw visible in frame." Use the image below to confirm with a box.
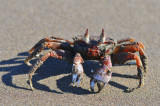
[90,71,112,93]
[90,66,112,93]
[71,53,84,87]
[90,55,112,93]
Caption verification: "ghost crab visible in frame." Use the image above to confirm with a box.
[25,29,147,93]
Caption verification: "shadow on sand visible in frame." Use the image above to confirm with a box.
[0,51,137,95]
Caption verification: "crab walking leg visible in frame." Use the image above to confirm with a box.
[25,37,73,66]
[28,50,73,90]
[29,38,48,54]
[117,37,135,44]
[25,44,46,66]
[139,48,148,73]
[29,37,73,54]
[112,52,145,92]
[113,42,147,73]
[29,59,43,90]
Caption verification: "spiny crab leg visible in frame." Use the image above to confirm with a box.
[113,41,147,74]
[25,37,73,66]
[117,37,135,44]
[28,50,73,90]
[112,52,145,92]
[29,37,73,54]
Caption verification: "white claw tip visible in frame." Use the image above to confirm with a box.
[36,54,40,57]
[26,62,32,66]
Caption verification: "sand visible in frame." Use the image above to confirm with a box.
[0,0,160,105]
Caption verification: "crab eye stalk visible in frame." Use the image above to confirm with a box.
[84,29,90,44]
[99,29,106,43]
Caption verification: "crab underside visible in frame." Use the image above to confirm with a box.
[25,29,147,93]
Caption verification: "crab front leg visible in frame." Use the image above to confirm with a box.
[25,37,73,66]
[112,52,145,92]
[28,50,73,90]
[71,53,84,87]
[90,55,112,93]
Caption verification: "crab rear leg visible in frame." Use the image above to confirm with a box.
[112,52,145,92]
[25,37,73,66]
[28,50,73,90]
[139,47,148,74]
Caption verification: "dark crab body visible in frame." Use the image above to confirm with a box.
[25,29,147,93]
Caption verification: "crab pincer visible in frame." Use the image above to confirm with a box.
[71,53,84,87]
[90,55,112,93]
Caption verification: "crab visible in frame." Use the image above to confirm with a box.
[25,29,147,92]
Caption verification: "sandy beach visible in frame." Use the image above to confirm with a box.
[0,0,160,105]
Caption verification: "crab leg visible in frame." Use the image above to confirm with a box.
[29,37,73,54]
[113,42,147,73]
[117,37,135,44]
[25,37,73,66]
[112,52,145,92]
[28,50,73,90]
[28,38,47,54]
